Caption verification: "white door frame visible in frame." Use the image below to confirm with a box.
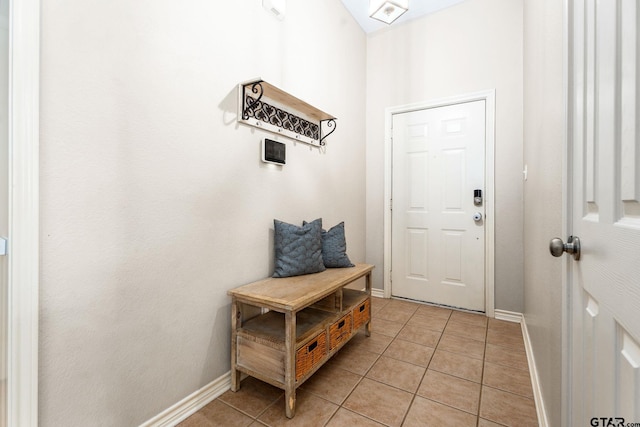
[562,0,571,424]
[7,0,40,425]
[383,90,496,316]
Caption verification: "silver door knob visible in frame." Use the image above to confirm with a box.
[549,236,581,261]
[473,212,483,222]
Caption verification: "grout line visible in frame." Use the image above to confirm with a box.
[378,344,435,369]
[476,317,490,427]
[399,309,432,427]
[481,384,537,401]
[252,391,283,423]
[215,399,257,420]
[319,405,341,427]
[323,406,384,427]
[485,339,527,352]
[398,385,419,426]
[483,356,531,372]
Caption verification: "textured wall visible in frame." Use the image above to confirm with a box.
[365,0,525,312]
[523,0,564,425]
[39,1,366,425]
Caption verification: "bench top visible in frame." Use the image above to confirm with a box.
[228,263,374,312]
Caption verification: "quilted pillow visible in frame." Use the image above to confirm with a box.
[273,218,326,278]
[304,221,355,268]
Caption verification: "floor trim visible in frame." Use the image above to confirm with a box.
[504,311,550,427]
[494,309,523,323]
[140,371,231,427]
[371,288,385,299]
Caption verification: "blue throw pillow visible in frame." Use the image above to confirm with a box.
[303,221,355,268]
[273,218,326,278]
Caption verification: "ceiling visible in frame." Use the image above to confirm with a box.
[339,0,467,34]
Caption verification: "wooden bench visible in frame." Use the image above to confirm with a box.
[227,263,374,418]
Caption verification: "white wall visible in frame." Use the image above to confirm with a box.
[522,0,564,425]
[39,1,366,425]
[365,0,524,311]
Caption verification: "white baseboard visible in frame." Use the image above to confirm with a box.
[494,309,523,323]
[139,371,231,427]
[519,315,550,427]
[371,288,385,298]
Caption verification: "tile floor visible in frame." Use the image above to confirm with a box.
[178,297,538,427]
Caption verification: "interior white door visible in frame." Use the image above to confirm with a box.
[391,100,485,311]
[567,0,640,424]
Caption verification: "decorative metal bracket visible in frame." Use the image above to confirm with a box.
[319,119,337,146]
[241,81,264,121]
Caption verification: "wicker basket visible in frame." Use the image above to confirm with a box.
[296,332,327,380]
[329,313,353,350]
[352,298,370,331]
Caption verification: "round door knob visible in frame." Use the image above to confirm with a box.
[473,212,483,222]
[549,236,581,261]
[549,238,565,257]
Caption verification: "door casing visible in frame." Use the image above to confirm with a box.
[383,90,496,317]
[7,0,40,426]
[562,1,571,425]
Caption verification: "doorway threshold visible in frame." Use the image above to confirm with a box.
[389,295,486,315]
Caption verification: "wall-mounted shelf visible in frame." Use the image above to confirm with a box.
[237,79,337,147]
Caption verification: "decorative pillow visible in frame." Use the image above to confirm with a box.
[304,220,355,268]
[273,218,326,278]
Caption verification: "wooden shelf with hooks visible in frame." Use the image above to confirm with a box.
[237,79,337,147]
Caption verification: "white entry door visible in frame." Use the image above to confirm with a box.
[566,0,640,424]
[391,100,486,311]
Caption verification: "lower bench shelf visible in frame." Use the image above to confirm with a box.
[236,292,370,386]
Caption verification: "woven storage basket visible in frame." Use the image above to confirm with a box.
[295,332,327,380]
[329,313,353,350]
[352,298,370,331]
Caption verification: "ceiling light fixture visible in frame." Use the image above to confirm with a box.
[369,0,409,25]
[263,0,286,21]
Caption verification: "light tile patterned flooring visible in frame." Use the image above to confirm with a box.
[179,297,538,427]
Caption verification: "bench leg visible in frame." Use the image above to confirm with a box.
[365,272,372,337]
[284,311,297,418]
[230,299,241,392]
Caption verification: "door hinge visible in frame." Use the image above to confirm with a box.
[390,199,393,211]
